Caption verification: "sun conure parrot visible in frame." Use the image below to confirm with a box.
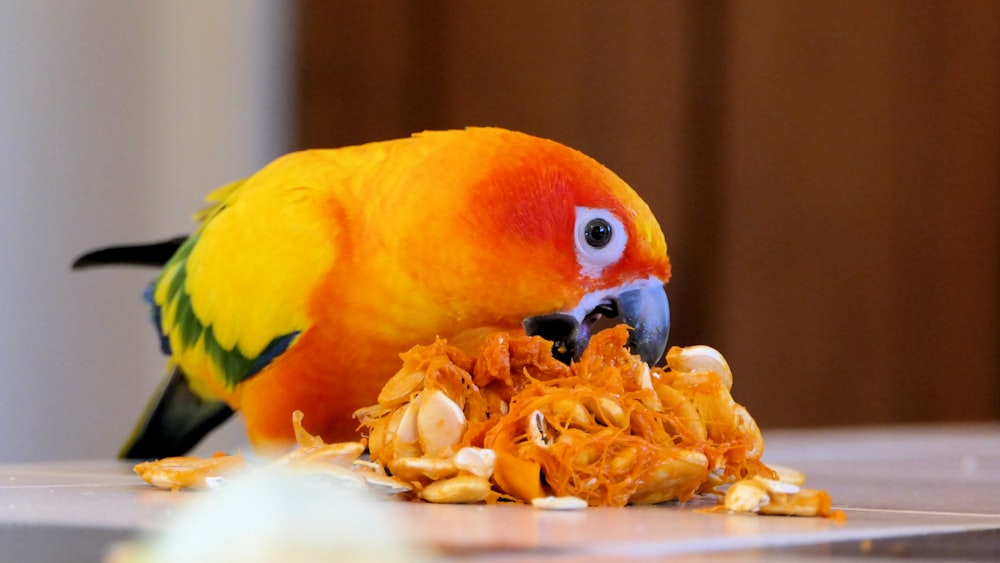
[73,127,672,459]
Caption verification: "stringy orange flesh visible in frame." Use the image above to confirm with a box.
[357,325,775,507]
[133,325,836,514]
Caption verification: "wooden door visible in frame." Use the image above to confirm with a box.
[294,1,1000,427]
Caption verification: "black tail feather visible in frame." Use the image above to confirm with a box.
[120,366,234,460]
[72,236,189,269]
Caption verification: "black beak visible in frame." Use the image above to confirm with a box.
[522,313,582,363]
[618,284,670,366]
[523,284,670,365]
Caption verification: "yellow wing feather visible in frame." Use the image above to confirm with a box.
[185,153,339,359]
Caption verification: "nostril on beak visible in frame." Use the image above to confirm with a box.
[591,302,619,320]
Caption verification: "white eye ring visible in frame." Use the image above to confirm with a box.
[574,206,627,278]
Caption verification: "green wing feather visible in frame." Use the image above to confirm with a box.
[151,166,335,395]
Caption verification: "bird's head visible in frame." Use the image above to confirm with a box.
[426,128,671,365]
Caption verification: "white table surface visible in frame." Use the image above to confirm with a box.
[2,423,998,562]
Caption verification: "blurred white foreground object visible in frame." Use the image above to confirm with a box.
[108,467,432,563]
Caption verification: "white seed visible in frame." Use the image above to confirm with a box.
[734,406,764,458]
[590,397,627,428]
[564,437,602,466]
[274,441,366,468]
[553,398,590,428]
[652,382,707,441]
[637,363,653,391]
[724,479,770,513]
[529,410,552,447]
[395,397,421,444]
[609,446,637,472]
[352,460,385,475]
[365,415,389,457]
[757,487,832,517]
[629,449,710,504]
[378,368,426,407]
[768,464,807,487]
[359,471,414,494]
[637,364,663,410]
[531,496,588,510]
[387,401,423,460]
[352,403,388,423]
[416,388,467,457]
[753,475,800,495]
[668,345,732,389]
[388,456,459,483]
[453,447,496,479]
[419,475,492,504]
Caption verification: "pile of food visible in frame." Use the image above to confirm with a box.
[135,325,836,517]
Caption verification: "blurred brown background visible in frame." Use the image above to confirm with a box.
[293,1,1000,428]
[4,0,995,461]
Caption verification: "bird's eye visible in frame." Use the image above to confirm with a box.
[584,218,613,248]
[574,207,627,277]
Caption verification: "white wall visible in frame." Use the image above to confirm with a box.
[0,1,295,461]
